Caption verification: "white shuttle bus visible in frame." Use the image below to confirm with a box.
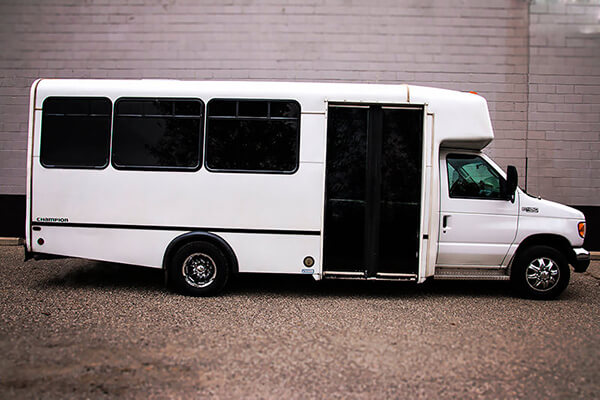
[25,80,590,299]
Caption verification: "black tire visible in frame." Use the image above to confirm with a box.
[510,245,570,300]
[168,241,230,296]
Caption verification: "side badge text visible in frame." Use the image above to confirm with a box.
[521,207,539,213]
[36,217,69,223]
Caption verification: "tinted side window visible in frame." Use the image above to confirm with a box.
[112,98,203,170]
[206,100,300,173]
[41,97,112,168]
[447,154,504,199]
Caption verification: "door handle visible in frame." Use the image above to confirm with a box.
[443,215,450,228]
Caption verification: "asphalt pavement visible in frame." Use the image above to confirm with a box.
[0,245,599,399]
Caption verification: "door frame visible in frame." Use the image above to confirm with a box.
[321,101,427,280]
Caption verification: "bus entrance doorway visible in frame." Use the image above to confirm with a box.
[323,104,424,278]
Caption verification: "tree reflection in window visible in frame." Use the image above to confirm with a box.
[41,97,112,168]
[112,99,203,170]
[206,100,300,173]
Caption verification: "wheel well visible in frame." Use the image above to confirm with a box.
[511,234,574,269]
[162,232,239,273]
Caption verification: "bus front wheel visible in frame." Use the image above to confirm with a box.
[168,241,230,296]
[510,245,570,300]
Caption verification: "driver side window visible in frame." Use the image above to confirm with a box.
[447,154,504,199]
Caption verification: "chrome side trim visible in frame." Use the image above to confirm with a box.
[369,276,417,282]
[376,272,417,278]
[323,271,363,276]
[434,264,509,269]
[323,275,365,281]
[434,275,510,281]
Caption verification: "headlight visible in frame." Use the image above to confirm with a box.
[578,221,586,239]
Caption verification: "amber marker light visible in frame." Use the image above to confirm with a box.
[578,221,586,238]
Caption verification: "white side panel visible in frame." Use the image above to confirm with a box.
[516,215,584,247]
[438,242,518,266]
[32,226,181,268]
[219,233,321,274]
[300,113,326,163]
[441,213,518,244]
[31,226,321,274]
[32,163,324,231]
[515,190,585,247]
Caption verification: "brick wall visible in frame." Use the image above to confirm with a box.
[528,0,600,206]
[3,0,598,244]
[0,0,530,195]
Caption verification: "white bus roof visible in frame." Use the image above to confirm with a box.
[34,79,494,150]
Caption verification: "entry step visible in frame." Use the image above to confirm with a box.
[434,267,510,281]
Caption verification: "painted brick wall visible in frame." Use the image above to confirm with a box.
[0,0,529,195]
[527,0,600,206]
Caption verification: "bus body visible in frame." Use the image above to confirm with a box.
[25,80,590,298]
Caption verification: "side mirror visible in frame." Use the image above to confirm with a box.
[506,165,518,202]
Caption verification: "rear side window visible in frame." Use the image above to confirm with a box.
[41,97,112,168]
[112,98,203,170]
[205,99,300,173]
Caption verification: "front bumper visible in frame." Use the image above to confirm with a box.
[572,247,590,273]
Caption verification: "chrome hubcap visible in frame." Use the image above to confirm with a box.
[525,257,560,292]
[182,253,217,288]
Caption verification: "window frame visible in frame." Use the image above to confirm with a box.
[204,98,301,175]
[111,97,205,172]
[446,153,507,201]
[40,96,113,170]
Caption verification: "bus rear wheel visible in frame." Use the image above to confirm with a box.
[168,241,230,296]
[510,245,570,300]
